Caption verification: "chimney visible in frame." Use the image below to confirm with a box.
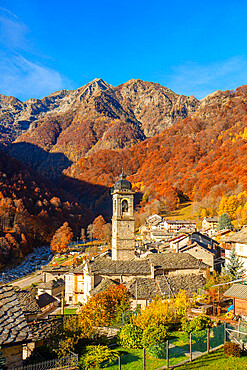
[151,263,155,279]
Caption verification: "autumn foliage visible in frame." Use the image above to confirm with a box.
[50,222,74,254]
[64,86,247,218]
[79,284,130,327]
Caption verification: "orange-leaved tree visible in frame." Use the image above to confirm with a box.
[50,222,73,254]
[92,215,106,240]
[79,284,130,326]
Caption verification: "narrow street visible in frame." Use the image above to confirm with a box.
[11,271,42,289]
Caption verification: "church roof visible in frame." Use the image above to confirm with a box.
[87,252,209,275]
[113,171,132,191]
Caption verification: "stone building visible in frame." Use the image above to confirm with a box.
[83,252,209,302]
[64,264,84,304]
[0,285,33,368]
[202,217,219,231]
[42,265,72,283]
[38,278,64,297]
[111,171,135,261]
[220,227,247,271]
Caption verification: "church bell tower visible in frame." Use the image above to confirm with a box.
[111,172,135,260]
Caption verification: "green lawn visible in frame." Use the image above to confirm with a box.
[106,347,166,370]
[177,347,247,369]
[63,308,77,314]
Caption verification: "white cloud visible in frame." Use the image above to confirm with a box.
[165,56,247,99]
[0,7,72,101]
[0,8,29,50]
[0,53,68,101]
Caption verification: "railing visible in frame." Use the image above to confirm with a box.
[13,352,78,370]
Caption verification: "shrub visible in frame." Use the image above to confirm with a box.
[141,324,168,348]
[224,342,242,357]
[182,315,213,334]
[118,324,143,349]
[146,343,166,359]
[79,345,119,368]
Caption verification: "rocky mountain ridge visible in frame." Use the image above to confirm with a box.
[0,79,199,166]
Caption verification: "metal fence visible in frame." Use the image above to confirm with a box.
[14,352,78,370]
[104,323,234,369]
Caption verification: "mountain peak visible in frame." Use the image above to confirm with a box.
[79,78,112,100]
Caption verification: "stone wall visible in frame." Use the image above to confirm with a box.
[2,344,23,368]
[94,326,120,338]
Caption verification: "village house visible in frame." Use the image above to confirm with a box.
[38,278,64,298]
[163,219,196,232]
[169,234,190,252]
[15,287,41,322]
[179,242,221,271]
[15,286,59,320]
[0,285,34,368]
[146,214,163,229]
[126,274,206,309]
[176,232,223,272]
[220,227,247,271]
[150,229,172,242]
[42,265,72,283]
[202,217,219,232]
[64,264,84,304]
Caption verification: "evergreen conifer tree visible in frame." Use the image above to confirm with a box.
[218,213,233,231]
[225,247,245,280]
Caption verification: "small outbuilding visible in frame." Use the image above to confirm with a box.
[224,284,247,317]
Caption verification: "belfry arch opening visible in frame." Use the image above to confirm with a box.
[122,199,128,213]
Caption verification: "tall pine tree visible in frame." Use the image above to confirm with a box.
[218,213,233,231]
[225,247,245,280]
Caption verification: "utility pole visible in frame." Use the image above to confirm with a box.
[136,279,138,309]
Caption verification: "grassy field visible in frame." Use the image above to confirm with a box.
[177,347,247,369]
[63,308,77,314]
[161,202,193,220]
[107,347,166,370]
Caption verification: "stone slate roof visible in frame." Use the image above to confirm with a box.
[88,252,208,275]
[221,228,247,244]
[88,257,151,275]
[203,217,219,222]
[180,242,217,256]
[0,285,33,346]
[42,265,72,273]
[37,293,57,309]
[38,278,64,290]
[15,287,41,315]
[126,274,206,299]
[29,317,62,341]
[148,253,209,270]
[73,264,85,274]
[90,278,118,296]
[224,284,247,299]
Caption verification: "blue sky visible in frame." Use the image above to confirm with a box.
[1,0,247,101]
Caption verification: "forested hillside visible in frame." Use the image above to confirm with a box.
[1,80,247,265]
[0,152,91,266]
[65,86,247,220]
